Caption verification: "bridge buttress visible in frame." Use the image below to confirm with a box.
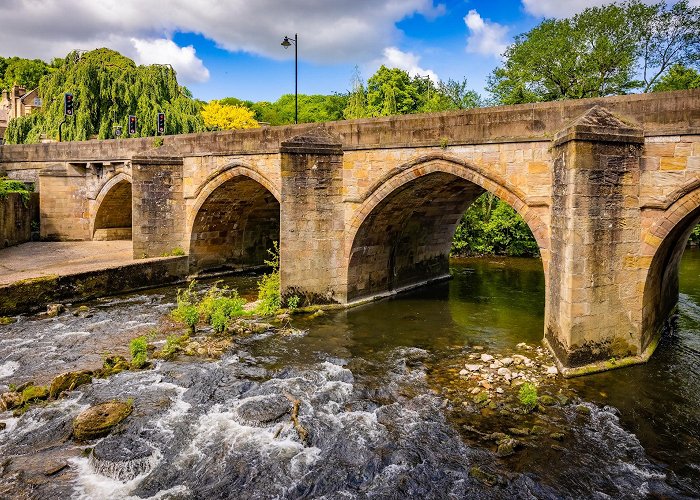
[545,106,649,375]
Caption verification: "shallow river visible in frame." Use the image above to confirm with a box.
[1,250,699,499]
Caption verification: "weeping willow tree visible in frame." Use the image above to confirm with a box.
[5,48,205,143]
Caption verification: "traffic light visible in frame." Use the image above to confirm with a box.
[64,93,74,116]
[128,115,137,135]
[157,113,165,134]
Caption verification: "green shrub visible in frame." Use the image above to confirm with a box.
[0,177,33,205]
[255,242,281,316]
[160,333,188,360]
[286,295,300,312]
[129,336,148,368]
[172,281,200,333]
[518,382,538,411]
[197,282,247,333]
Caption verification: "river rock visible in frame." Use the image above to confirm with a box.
[508,427,530,436]
[46,303,65,317]
[539,395,557,406]
[0,422,6,431]
[49,370,93,399]
[73,401,133,441]
[479,381,492,390]
[472,346,485,351]
[459,369,469,376]
[21,384,48,403]
[496,387,504,394]
[489,361,503,369]
[100,355,130,377]
[546,366,558,375]
[470,387,481,395]
[497,368,511,378]
[480,354,494,362]
[496,438,518,457]
[500,357,513,367]
[90,434,156,481]
[465,364,481,372]
[516,342,529,350]
[233,394,291,427]
[0,391,23,411]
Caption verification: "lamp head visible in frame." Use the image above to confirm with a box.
[281,36,292,48]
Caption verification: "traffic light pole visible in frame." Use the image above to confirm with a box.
[58,118,66,142]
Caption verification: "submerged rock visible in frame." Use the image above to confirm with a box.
[233,394,292,427]
[73,401,133,441]
[90,434,156,481]
[496,438,518,457]
[49,370,93,399]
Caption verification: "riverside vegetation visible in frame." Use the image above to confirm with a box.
[0,244,308,442]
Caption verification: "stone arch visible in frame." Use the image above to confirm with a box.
[641,187,700,349]
[92,173,133,240]
[188,167,280,272]
[346,155,547,302]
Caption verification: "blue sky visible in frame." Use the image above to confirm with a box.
[176,0,540,102]
[2,0,691,103]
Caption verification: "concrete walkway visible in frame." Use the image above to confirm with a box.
[0,241,135,286]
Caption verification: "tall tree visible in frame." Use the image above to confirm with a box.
[651,64,700,92]
[0,57,51,91]
[5,48,204,143]
[365,66,420,117]
[344,66,369,119]
[488,3,640,104]
[637,0,700,92]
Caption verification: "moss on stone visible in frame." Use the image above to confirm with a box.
[73,400,133,441]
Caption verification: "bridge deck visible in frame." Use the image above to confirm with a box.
[0,241,134,286]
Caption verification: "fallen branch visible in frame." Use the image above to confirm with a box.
[284,392,308,444]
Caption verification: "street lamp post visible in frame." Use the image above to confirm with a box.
[280,33,298,124]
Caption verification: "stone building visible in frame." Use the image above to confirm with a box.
[0,85,41,142]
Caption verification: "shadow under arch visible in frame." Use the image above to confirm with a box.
[346,155,547,302]
[92,173,133,240]
[642,188,700,349]
[188,166,280,272]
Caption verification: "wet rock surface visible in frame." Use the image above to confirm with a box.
[72,401,133,441]
[233,394,292,426]
[90,434,156,481]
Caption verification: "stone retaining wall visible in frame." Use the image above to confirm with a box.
[0,192,38,248]
[0,255,188,316]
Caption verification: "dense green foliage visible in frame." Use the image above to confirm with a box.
[0,56,51,91]
[488,0,700,104]
[452,193,539,257]
[0,178,33,204]
[218,93,348,126]
[652,64,700,92]
[5,48,205,144]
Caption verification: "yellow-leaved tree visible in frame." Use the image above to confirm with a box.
[201,100,260,130]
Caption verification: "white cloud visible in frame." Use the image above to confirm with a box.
[522,0,667,18]
[0,0,445,84]
[378,47,439,82]
[464,10,509,58]
[130,38,209,83]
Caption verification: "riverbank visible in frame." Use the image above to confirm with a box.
[0,241,188,316]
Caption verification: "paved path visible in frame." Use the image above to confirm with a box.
[0,241,135,285]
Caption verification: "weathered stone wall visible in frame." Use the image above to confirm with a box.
[279,130,345,304]
[131,156,185,258]
[0,192,38,248]
[0,255,188,316]
[547,107,646,371]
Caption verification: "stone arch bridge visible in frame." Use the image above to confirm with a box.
[1,90,699,376]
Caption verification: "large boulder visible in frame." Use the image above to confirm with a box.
[90,434,156,481]
[233,394,291,427]
[73,401,133,441]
